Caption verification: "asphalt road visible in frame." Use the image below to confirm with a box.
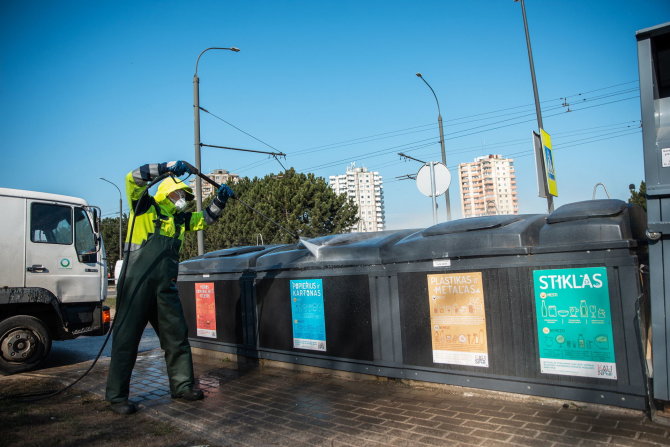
[41,327,159,369]
[39,284,161,370]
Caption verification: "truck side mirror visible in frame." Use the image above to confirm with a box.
[92,208,100,233]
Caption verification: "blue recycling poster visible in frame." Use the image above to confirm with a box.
[290,279,327,351]
[533,267,617,380]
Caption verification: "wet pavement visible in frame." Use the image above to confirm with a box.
[29,347,670,446]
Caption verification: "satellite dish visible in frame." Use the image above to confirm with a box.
[416,162,451,197]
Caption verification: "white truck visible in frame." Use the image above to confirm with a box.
[0,188,110,374]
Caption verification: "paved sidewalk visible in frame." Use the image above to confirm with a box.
[38,349,670,447]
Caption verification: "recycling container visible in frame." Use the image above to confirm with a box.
[252,230,416,372]
[177,245,288,355]
[381,200,648,409]
[177,200,648,409]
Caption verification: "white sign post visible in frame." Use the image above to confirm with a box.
[416,162,451,224]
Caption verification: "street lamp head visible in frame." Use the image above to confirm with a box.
[230,47,241,52]
[416,73,423,78]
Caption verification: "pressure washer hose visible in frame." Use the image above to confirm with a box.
[3,168,299,401]
[1,173,170,401]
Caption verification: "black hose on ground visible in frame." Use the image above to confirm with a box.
[0,173,171,402]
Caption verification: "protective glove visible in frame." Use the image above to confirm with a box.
[205,184,234,223]
[216,184,235,205]
[166,160,190,177]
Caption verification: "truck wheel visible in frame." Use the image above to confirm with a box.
[0,316,52,375]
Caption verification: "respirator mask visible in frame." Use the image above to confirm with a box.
[169,190,187,211]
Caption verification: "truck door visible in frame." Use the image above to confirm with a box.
[0,195,26,288]
[25,201,101,303]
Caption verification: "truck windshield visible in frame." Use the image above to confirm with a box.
[74,207,96,262]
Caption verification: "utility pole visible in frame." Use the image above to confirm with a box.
[193,47,240,255]
[516,0,554,212]
[416,73,452,221]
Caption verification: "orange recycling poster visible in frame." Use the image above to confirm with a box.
[195,282,217,338]
[427,272,489,367]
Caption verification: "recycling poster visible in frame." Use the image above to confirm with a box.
[290,279,327,351]
[194,282,217,338]
[427,272,489,367]
[533,267,617,380]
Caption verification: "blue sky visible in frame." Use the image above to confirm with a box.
[1,1,668,231]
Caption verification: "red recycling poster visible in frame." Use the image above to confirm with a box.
[194,282,216,338]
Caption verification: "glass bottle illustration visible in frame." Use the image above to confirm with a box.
[580,299,588,318]
[541,300,548,317]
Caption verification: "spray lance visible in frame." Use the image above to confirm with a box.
[181,161,309,245]
[181,161,322,257]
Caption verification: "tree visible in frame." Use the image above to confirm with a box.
[99,215,128,269]
[180,168,359,260]
[628,181,647,212]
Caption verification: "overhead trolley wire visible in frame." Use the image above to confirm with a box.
[404,121,640,162]
[364,125,642,185]
[199,106,282,153]
[285,80,639,156]
[296,95,639,174]
[205,80,639,176]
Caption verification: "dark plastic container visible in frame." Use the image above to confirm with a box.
[252,230,416,368]
[177,245,288,352]
[385,200,647,409]
[177,200,648,409]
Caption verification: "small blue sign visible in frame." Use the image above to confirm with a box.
[290,279,327,351]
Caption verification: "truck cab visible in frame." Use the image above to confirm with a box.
[0,188,110,374]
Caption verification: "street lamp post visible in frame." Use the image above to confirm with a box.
[100,177,123,261]
[515,0,553,213]
[416,73,452,221]
[194,46,240,255]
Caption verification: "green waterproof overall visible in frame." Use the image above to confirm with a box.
[105,211,194,403]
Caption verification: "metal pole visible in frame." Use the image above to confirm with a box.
[437,114,451,220]
[429,162,437,225]
[517,0,553,212]
[118,196,123,259]
[193,73,204,255]
[416,73,452,220]
[193,47,240,255]
[99,177,123,261]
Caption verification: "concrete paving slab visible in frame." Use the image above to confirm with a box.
[33,348,670,446]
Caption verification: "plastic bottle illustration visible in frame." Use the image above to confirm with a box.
[578,334,585,349]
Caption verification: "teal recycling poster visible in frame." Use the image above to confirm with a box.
[290,279,327,351]
[533,267,617,380]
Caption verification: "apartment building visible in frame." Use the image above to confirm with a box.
[188,169,240,197]
[458,154,518,218]
[329,163,385,232]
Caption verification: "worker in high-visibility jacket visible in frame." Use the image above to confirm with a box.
[106,160,233,415]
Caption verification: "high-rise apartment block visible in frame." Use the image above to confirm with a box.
[458,154,518,218]
[329,163,385,232]
[188,169,240,197]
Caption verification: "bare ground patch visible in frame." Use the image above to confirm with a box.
[0,375,216,447]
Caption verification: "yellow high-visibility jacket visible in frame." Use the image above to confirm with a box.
[124,163,223,251]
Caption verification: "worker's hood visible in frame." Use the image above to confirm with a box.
[155,177,194,210]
